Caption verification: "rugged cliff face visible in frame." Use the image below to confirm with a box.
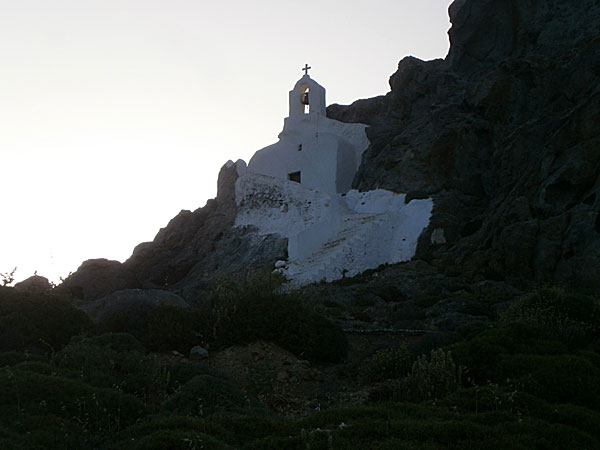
[59,163,287,300]
[61,0,600,301]
[329,0,600,290]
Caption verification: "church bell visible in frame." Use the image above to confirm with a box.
[301,92,309,105]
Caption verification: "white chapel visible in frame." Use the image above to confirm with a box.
[247,66,369,194]
[229,67,433,285]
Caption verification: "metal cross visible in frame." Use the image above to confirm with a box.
[302,63,311,75]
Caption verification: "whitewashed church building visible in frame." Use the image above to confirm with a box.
[248,68,369,194]
[228,67,433,285]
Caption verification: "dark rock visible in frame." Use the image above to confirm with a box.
[122,161,287,299]
[331,0,600,291]
[61,161,287,302]
[80,288,189,325]
[13,275,51,294]
[57,259,139,301]
[189,345,209,360]
[327,96,388,126]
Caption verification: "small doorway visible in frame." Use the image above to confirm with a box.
[288,171,301,183]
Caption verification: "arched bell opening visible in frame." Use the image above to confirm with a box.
[299,84,310,114]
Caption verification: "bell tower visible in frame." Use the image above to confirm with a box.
[288,64,326,118]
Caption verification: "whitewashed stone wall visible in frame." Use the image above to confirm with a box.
[234,170,433,285]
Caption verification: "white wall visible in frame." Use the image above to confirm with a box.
[234,171,434,285]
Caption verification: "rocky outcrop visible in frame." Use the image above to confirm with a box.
[58,161,287,303]
[14,275,51,294]
[327,0,600,291]
[123,161,287,300]
[80,288,189,331]
[57,259,139,301]
[59,162,287,302]
[123,161,241,289]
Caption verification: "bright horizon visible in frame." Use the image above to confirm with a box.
[0,0,453,284]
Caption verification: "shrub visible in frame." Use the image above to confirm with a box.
[13,360,53,375]
[448,322,543,383]
[440,385,552,418]
[208,414,299,448]
[209,279,347,363]
[115,429,229,450]
[141,304,208,353]
[54,336,171,405]
[404,349,462,402]
[166,360,223,392]
[358,343,414,383]
[0,351,46,367]
[80,332,146,353]
[162,375,261,416]
[375,285,405,303]
[502,287,600,348]
[498,353,600,409]
[0,369,145,432]
[371,349,462,403]
[99,303,210,354]
[407,332,458,357]
[1,413,91,450]
[0,290,92,352]
[413,294,438,308]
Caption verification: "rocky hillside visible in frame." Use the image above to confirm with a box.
[329,0,600,290]
[60,0,600,302]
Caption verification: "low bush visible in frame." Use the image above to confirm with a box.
[370,349,462,403]
[165,360,223,392]
[141,304,208,353]
[162,375,261,416]
[449,322,544,382]
[375,285,406,302]
[0,369,145,432]
[209,278,347,363]
[0,290,92,352]
[407,331,458,357]
[13,360,53,375]
[358,343,414,383]
[207,414,299,448]
[80,332,146,353]
[99,304,209,354]
[0,351,46,367]
[54,335,171,405]
[498,353,600,409]
[114,429,229,450]
[502,287,600,348]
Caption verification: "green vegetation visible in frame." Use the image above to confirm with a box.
[205,276,348,363]
[95,275,347,363]
[358,343,414,383]
[0,284,600,448]
[0,288,92,352]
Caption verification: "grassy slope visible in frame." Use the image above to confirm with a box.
[0,285,599,449]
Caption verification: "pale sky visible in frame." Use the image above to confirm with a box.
[0,0,453,283]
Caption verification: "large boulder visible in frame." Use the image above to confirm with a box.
[80,288,189,327]
[14,275,51,294]
[57,258,139,301]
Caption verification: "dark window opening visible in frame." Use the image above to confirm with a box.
[298,144,302,151]
[288,171,301,183]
